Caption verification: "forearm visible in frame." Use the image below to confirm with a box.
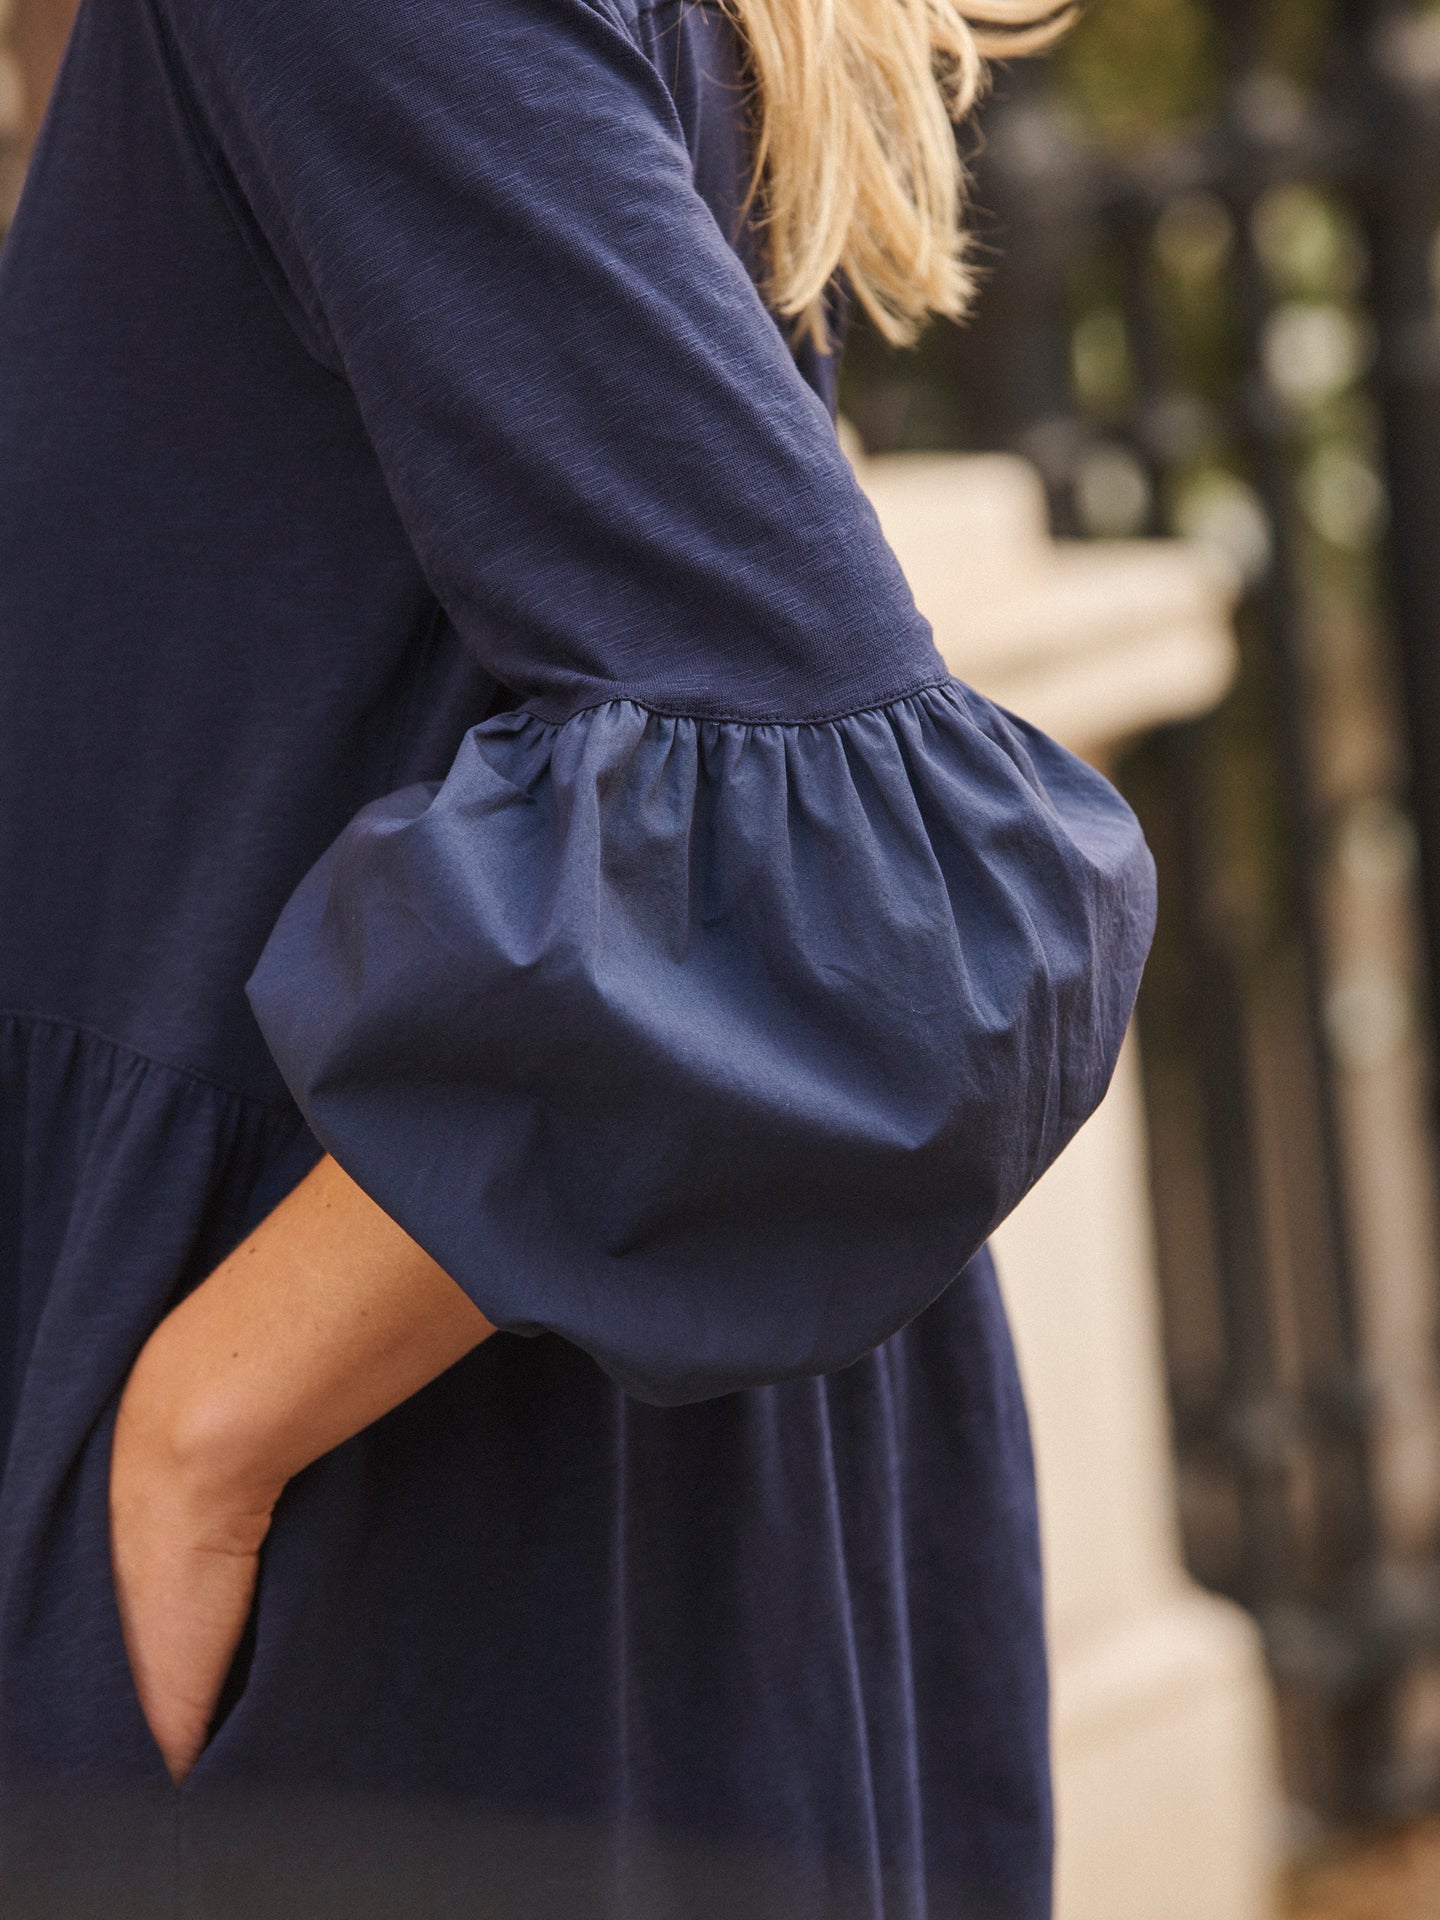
[109,1155,493,1780]
[115,1154,496,1505]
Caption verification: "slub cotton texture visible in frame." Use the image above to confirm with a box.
[0,0,1157,1913]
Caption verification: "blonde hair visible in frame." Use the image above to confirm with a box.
[721,0,1076,348]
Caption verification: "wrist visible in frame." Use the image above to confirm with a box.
[114,1323,292,1518]
[111,1156,492,1523]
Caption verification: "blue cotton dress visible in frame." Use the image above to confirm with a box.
[0,0,1157,1913]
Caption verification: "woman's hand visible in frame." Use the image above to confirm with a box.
[108,1410,280,1785]
[109,1154,495,1784]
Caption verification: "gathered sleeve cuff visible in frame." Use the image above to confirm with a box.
[247,681,1155,1405]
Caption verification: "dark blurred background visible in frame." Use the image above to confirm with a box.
[842,0,1440,1857]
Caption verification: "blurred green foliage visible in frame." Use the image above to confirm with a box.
[1053,0,1220,143]
[1051,0,1338,145]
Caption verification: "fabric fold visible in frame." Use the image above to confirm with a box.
[247,678,1156,1405]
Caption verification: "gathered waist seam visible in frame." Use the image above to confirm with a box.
[0,1007,299,1120]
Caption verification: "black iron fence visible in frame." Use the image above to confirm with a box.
[842,0,1440,1830]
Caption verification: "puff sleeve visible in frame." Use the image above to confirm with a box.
[156,0,1158,1403]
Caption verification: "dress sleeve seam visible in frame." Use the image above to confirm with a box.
[517,673,956,732]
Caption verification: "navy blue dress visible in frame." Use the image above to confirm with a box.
[0,0,1156,1913]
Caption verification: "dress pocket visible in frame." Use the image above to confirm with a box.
[97,1400,185,1791]
[0,1402,182,1917]
[0,1392,179,1788]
